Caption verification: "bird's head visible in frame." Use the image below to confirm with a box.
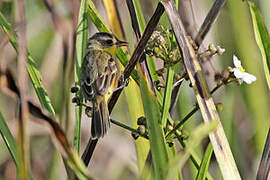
[88,32,128,55]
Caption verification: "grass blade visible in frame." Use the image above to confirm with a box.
[0,111,18,168]
[139,71,169,180]
[0,12,55,117]
[248,1,270,89]
[196,143,213,180]
[16,0,30,178]
[74,0,88,154]
[86,0,110,32]
[161,67,174,127]
[134,0,146,31]
[102,0,125,38]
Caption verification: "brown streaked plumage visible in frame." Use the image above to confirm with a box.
[81,32,127,139]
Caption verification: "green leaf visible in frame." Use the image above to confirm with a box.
[139,72,169,180]
[86,0,110,32]
[161,67,174,127]
[196,143,213,180]
[134,0,146,31]
[0,12,55,117]
[167,143,182,180]
[0,111,18,168]
[66,150,92,180]
[74,0,88,154]
[248,1,270,89]
[124,81,150,176]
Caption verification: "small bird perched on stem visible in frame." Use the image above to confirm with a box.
[81,32,128,139]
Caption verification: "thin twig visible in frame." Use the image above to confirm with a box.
[81,138,98,166]
[195,0,226,46]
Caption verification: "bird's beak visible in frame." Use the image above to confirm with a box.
[115,40,128,47]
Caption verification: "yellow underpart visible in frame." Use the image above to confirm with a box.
[103,45,117,56]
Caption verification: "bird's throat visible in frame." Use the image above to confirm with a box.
[103,46,117,56]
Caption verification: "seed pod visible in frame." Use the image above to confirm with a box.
[168,141,174,147]
[71,86,79,93]
[72,97,80,105]
[138,125,146,135]
[137,116,147,126]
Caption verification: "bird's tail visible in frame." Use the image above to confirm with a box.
[91,96,110,139]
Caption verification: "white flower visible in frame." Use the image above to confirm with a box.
[230,55,256,84]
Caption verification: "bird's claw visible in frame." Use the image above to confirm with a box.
[121,74,129,87]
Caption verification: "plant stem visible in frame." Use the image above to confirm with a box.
[110,119,148,139]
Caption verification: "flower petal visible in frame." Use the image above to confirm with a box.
[233,55,242,68]
[233,69,245,79]
[242,72,256,84]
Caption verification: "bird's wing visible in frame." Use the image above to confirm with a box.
[81,50,98,101]
[95,53,120,96]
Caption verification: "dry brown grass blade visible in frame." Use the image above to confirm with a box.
[257,128,270,180]
[102,0,126,40]
[162,0,240,179]
[0,69,20,97]
[16,0,29,178]
[126,0,141,39]
[27,101,70,156]
[0,69,69,156]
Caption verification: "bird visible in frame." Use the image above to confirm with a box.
[81,32,128,139]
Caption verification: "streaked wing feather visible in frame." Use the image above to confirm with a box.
[81,51,98,101]
[95,57,119,96]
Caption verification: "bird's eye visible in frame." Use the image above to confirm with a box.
[105,39,113,45]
